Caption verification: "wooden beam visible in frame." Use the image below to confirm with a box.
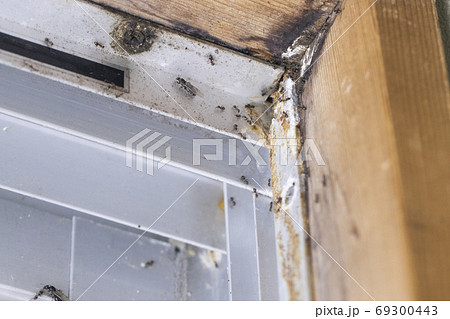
[87,0,340,62]
[302,0,450,300]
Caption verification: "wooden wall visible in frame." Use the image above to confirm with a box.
[302,0,450,300]
[87,0,340,62]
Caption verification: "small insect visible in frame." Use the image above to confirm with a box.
[276,197,282,205]
[252,188,258,198]
[137,224,141,228]
[31,285,69,301]
[216,105,225,111]
[44,38,53,47]
[244,104,255,109]
[94,41,105,48]
[238,132,247,140]
[230,197,236,207]
[233,124,238,131]
[241,115,252,125]
[269,202,273,212]
[232,105,241,114]
[208,54,215,66]
[176,77,198,97]
[282,111,289,118]
[235,114,241,118]
[143,260,154,268]
[240,176,249,185]
[175,246,181,254]
[268,178,271,187]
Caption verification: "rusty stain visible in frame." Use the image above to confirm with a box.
[218,197,225,211]
[279,216,302,300]
[243,103,272,142]
[268,73,313,300]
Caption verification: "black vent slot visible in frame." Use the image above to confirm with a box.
[0,32,125,88]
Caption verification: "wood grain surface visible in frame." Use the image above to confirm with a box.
[302,0,450,300]
[87,0,340,62]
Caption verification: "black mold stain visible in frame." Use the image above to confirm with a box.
[267,8,326,58]
[111,20,156,54]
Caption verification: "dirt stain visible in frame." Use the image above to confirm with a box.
[111,19,156,54]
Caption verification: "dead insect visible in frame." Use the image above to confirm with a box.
[44,38,53,47]
[240,176,249,185]
[276,197,282,205]
[269,201,273,212]
[232,105,241,114]
[238,132,247,140]
[176,77,198,97]
[208,54,215,66]
[252,188,258,198]
[230,197,236,207]
[143,260,155,268]
[31,285,69,301]
[268,178,271,187]
[233,124,238,131]
[94,41,105,48]
[235,114,241,118]
[216,105,225,111]
[244,104,255,109]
